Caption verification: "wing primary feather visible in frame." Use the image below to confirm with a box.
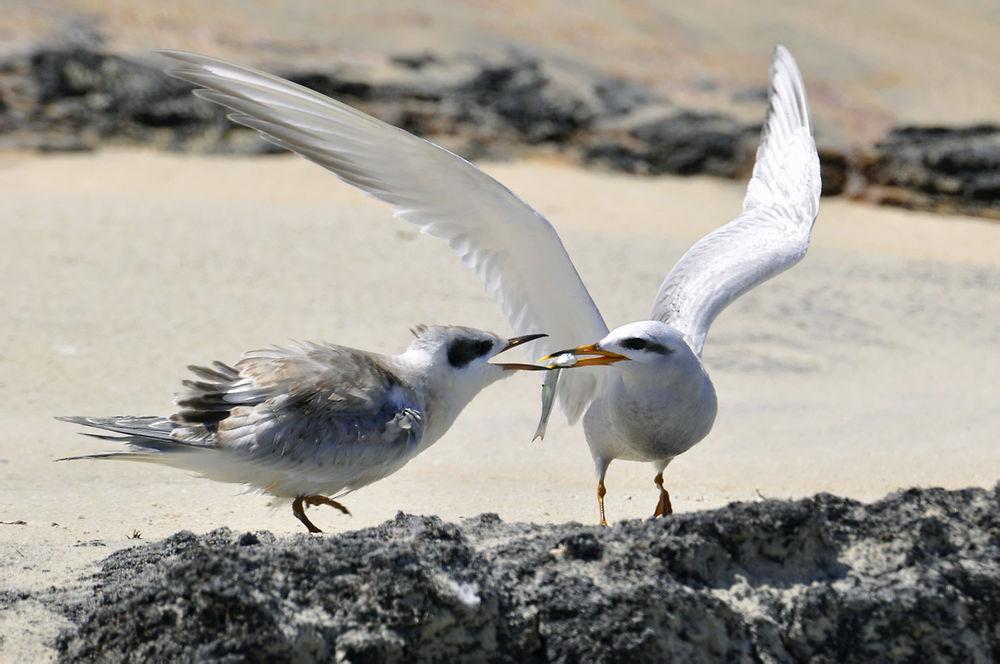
[648,46,821,354]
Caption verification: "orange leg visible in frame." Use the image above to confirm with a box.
[292,495,351,533]
[304,495,351,516]
[292,495,322,533]
[653,472,673,517]
[597,479,608,527]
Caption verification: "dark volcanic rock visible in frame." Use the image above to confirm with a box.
[0,45,644,156]
[455,58,600,143]
[3,43,999,219]
[0,47,235,152]
[863,125,1000,218]
[817,146,851,197]
[585,109,759,178]
[56,485,999,662]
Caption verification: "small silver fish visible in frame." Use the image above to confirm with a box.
[532,368,561,442]
[551,353,578,368]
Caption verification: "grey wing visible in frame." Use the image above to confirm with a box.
[649,46,821,355]
[173,343,424,491]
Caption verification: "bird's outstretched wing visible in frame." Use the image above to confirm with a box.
[649,46,821,355]
[162,50,608,423]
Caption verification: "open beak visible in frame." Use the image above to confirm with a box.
[494,333,550,371]
[541,343,630,368]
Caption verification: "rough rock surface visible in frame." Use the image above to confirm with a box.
[56,485,999,662]
[862,125,1000,219]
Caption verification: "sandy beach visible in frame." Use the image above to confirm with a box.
[1,151,999,657]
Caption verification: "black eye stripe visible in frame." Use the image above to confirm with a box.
[621,337,672,354]
[447,338,494,368]
[622,337,647,351]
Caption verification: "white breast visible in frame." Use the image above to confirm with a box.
[585,365,718,465]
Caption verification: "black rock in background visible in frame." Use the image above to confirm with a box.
[56,485,1000,662]
[863,125,1000,219]
[1,44,997,220]
[585,109,758,177]
[455,58,598,143]
[0,47,227,151]
[817,146,851,197]
[0,45,642,156]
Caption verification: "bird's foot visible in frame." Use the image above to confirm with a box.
[304,494,352,516]
[597,480,608,527]
[292,495,323,533]
[653,472,673,517]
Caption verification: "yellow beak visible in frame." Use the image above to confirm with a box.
[494,333,550,371]
[541,343,630,368]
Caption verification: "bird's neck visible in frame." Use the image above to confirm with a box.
[615,357,714,409]
[393,349,497,445]
[610,359,718,447]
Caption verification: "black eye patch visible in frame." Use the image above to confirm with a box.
[448,339,494,368]
[622,337,647,351]
[622,337,672,354]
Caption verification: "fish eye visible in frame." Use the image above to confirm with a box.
[622,337,648,351]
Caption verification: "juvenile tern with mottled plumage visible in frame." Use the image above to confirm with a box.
[60,328,545,532]
[146,46,819,525]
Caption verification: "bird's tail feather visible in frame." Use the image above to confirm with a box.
[55,415,215,462]
[56,415,297,491]
[57,451,160,462]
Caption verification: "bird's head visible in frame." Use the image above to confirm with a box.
[402,325,547,434]
[406,324,547,392]
[545,320,695,370]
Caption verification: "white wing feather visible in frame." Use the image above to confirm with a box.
[161,50,609,422]
[649,46,821,354]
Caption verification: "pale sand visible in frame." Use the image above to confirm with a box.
[1,152,998,657]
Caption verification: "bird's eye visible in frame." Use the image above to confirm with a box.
[622,338,648,351]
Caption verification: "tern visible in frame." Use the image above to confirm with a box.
[60,328,546,532]
[157,45,820,525]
